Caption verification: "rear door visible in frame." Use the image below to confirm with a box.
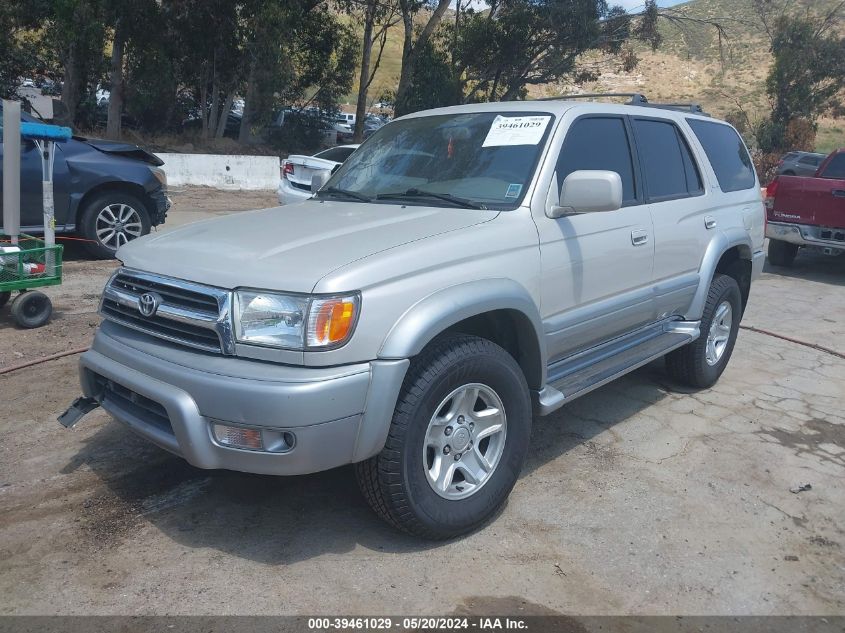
[630,116,708,319]
[812,153,845,227]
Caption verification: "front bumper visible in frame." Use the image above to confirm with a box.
[149,186,171,225]
[766,221,845,253]
[79,322,408,476]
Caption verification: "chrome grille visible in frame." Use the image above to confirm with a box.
[100,269,233,354]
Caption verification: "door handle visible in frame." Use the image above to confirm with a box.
[631,229,649,246]
[704,215,717,229]
[832,190,845,198]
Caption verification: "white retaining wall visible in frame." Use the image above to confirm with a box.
[155,153,280,190]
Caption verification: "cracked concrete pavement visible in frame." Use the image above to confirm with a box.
[0,190,843,615]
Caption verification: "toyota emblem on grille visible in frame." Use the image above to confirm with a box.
[138,292,161,318]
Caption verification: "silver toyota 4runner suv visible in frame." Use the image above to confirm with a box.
[62,96,765,539]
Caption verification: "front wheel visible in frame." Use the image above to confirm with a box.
[665,274,741,389]
[356,335,532,539]
[79,192,151,259]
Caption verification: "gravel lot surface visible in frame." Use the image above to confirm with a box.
[0,189,842,615]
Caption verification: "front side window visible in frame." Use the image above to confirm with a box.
[687,118,756,192]
[556,117,637,203]
[322,111,555,209]
[633,118,703,200]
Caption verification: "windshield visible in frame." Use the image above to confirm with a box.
[319,111,554,209]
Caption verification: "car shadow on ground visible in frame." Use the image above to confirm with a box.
[763,250,845,286]
[61,360,671,563]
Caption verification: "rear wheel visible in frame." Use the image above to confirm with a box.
[768,239,798,267]
[80,192,151,259]
[355,335,532,539]
[11,291,52,328]
[666,274,741,389]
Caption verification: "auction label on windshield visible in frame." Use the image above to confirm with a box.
[482,115,551,147]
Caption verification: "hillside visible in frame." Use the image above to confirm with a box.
[346,0,843,152]
[546,0,845,152]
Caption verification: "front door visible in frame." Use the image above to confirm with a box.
[536,115,655,363]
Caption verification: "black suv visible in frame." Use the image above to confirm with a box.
[0,108,169,258]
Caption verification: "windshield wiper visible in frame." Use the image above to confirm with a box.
[376,188,487,210]
[319,186,372,202]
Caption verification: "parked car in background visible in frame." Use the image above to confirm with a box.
[277,144,359,205]
[765,148,845,266]
[0,106,169,258]
[776,151,827,177]
[337,112,356,127]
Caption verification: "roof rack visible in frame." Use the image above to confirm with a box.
[538,92,649,104]
[537,93,710,116]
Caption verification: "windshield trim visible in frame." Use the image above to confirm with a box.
[318,110,557,211]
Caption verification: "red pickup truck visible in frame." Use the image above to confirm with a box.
[764,148,845,266]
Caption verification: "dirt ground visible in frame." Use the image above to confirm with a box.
[0,188,843,616]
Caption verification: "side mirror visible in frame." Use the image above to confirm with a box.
[547,170,623,218]
[311,171,330,193]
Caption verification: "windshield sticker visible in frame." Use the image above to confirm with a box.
[505,183,522,198]
[482,115,551,147]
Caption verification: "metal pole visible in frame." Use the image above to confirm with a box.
[2,99,21,244]
[36,139,57,274]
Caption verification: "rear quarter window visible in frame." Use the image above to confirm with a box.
[686,119,756,192]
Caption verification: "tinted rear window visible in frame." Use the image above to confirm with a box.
[821,153,845,179]
[557,117,637,203]
[633,119,702,200]
[687,119,756,192]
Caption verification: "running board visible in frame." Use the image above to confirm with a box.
[534,321,699,416]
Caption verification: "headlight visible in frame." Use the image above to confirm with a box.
[233,290,359,350]
[148,166,167,187]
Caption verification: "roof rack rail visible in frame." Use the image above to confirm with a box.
[641,102,709,115]
[536,92,711,116]
[538,92,649,104]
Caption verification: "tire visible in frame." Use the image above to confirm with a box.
[0,291,10,309]
[79,191,151,259]
[665,274,741,389]
[355,335,532,539]
[11,291,52,328]
[768,239,798,267]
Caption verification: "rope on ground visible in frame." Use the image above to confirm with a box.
[0,346,89,376]
[740,325,845,360]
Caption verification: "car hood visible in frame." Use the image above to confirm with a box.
[117,200,499,292]
[73,136,164,166]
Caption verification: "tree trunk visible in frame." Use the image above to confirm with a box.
[395,0,450,116]
[106,21,125,140]
[206,52,220,141]
[61,41,82,127]
[238,58,258,144]
[216,92,235,139]
[354,2,376,143]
